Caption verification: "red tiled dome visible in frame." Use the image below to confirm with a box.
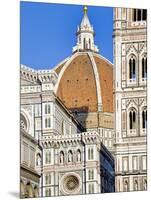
[55,52,113,113]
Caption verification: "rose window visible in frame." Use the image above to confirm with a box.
[62,175,80,194]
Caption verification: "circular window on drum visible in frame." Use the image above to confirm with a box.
[62,174,81,194]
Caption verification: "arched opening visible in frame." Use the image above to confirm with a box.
[142,109,147,129]
[89,38,91,49]
[142,56,147,79]
[26,182,34,198]
[129,108,136,129]
[83,38,86,49]
[129,56,136,80]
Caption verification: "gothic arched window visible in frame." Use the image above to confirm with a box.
[142,109,147,129]
[129,56,136,80]
[142,56,147,79]
[129,108,136,129]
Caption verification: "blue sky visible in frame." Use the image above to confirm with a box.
[20,1,113,69]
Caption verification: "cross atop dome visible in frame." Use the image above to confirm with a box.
[72,6,99,53]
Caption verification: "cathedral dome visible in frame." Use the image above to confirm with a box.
[54,6,113,115]
[54,51,113,113]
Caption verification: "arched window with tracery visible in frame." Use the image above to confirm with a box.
[142,56,147,79]
[129,108,136,129]
[142,109,147,129]
[129,55,136,80]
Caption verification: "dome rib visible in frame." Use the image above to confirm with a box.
[87,52,103,111]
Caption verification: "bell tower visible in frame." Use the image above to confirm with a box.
[113,8,147,192]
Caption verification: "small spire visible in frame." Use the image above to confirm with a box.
[83,6,88,15]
